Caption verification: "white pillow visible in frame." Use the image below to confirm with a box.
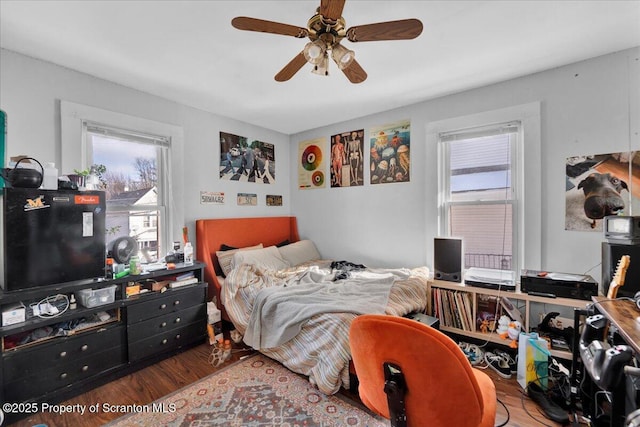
[216,243,263,276]
[278,240,321,266]
[232,245,290,271]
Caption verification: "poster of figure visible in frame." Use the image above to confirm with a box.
[219,132,275,183]
[298,137,326,190]
[331,129,364,187]
[369,120,411,184]
[565,151,638,231]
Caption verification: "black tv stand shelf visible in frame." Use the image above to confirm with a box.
[0,262,207,423]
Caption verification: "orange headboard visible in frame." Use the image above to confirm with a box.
[195,216,300,320]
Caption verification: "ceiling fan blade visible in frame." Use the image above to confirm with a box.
[232,17,308,38]
[342,59,367,84]
[346,19,423,42]
[320,0,346,22]
[275,51,308,82]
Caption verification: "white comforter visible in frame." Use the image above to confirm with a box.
[224,260,429,394]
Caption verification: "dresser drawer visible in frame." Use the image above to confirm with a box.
[3,326,124,383]
[127,287,206,323]
[128,320,205,362]
[128,304,206,343]
[4,344,126,402]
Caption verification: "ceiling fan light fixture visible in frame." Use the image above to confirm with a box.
[311,53,329,76]
[303,40,326,64]
[331,43,355,70]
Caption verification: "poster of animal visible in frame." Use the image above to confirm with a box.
[369,120,411,184]
[219,132,275,183]
[330,129,364,187]
[565,151,638,231]
[298,137,326,190]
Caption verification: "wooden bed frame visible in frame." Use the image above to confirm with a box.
[195,216,300,320]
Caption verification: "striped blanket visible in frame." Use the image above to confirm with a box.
[224,260,430,394]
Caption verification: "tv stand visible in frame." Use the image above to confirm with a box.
[0,262,207,424]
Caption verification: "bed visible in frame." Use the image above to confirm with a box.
[195,216,430,394]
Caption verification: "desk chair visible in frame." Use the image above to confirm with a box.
[349,314,496,427]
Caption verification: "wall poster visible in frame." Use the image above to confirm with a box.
[565,151,638,231]
[298,138,326,190]
[369,120,411,184]
[219,131,275,183]
[331,129,364,187]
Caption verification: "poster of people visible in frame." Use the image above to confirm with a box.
[565,151,638,231]
[219,131,275,183]
[298,137,326,190]
[369,120,411,184]
[330,129,364,187]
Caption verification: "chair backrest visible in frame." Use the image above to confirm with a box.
[350,314,485,427]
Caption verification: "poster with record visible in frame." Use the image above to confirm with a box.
[298,138,326,190]
[369,120,411,184]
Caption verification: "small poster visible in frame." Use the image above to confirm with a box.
[565,151,638,231]
[298,138,326,190]
[200,191,225,205]
[331,129,364,187]
[237,193,257,206]
[220,132,275,183]
[370,120,411,184]
[266,195,283,206]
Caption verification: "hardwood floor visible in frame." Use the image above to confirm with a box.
[8,342,568,427]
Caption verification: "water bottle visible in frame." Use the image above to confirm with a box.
[184,242,194,265]
[42,162,58,190]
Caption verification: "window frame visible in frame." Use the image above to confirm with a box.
[426,102,542,275]
[60,101,184,260]
[439,126,519,272]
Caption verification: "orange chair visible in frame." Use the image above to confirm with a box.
[349,314,496,427]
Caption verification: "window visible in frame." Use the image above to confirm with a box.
[439,123,519,274]
[61,101,184,264]
[85,123,170,262]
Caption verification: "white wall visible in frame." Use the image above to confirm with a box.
[0,48,292,244]
[2,47,638,284]
[290,47,640,283]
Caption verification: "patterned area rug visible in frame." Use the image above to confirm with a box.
[107,353,388,426]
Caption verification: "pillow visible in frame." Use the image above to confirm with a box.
[278,240,321,266]
[216,243,263,276]
[231,245,290,271]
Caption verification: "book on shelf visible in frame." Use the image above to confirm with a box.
[431,288,473,332]
[169,276,199,288]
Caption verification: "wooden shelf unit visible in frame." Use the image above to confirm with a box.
[428,279,591,359]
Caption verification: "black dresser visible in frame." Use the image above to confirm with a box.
[0,262,207,423]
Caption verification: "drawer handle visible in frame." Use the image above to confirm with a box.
[160,303,167,309]
[162,339,168,345]
[81,344,89,352]
[60,351,67,358]
[82,365,89,372]
[175,317,181,323]
[60,373,68,380]
[174,300,180,306]
[161,322,167,328]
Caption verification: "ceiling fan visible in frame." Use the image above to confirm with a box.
[231,0,423,83]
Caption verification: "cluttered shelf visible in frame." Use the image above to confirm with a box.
[0,262,205,343]
[428,279,591,358]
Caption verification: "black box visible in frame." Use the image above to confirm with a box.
[521,270,598,300]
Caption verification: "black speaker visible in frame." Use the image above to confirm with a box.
[434,238,462,282]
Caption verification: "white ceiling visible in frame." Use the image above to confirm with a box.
[1,1,639,134]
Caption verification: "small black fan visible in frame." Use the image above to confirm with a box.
[110,236,137,264]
